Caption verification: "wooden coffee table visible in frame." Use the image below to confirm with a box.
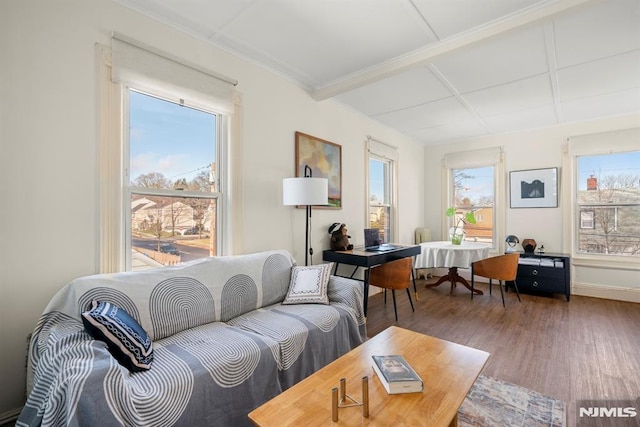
[248,326,489,426]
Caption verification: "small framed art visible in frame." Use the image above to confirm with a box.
[509,167,558,208]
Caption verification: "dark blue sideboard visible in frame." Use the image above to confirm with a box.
[510,252,570,301]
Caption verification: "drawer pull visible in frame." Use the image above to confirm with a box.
[532,269,538,276]
[533,281,539,287]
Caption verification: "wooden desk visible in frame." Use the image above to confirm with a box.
[323,245,421,315]
[248,326,489,426]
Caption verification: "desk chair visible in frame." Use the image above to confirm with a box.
[471,253,522,307]
[369,258,414,321]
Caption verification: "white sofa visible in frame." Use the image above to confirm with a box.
[18,250,366,426]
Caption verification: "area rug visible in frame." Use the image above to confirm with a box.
[458,375,566,427]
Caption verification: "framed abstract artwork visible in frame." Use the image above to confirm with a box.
[295,131,341,208]
[509,167,558,208]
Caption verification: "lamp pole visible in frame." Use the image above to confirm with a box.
[304,165,313,266]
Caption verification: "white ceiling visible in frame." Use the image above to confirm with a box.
[114,0,640,145]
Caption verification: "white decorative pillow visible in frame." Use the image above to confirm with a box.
[282,263,333,305]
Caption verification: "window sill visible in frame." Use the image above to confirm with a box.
[571,255,640,271]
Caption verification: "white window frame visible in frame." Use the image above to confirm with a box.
[123,89,227,271]
[366,137,398,243]
[564,128,640,270]
[579,210,595,229]
[442,147,504,253]
[97,39,238,273]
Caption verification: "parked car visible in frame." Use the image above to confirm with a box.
[183,227,199,235]
[159,243,180,255]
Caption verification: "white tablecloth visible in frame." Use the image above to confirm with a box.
[415,241,490,269]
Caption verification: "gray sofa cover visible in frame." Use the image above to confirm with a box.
[18,250,366,426]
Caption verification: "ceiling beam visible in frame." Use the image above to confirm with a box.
[311,0,595,101]
[543,22,564,124]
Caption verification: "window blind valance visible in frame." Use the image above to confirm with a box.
[567,128,640,156]
[367,136,398,161]
[444,146,502,169]
[111,33,238,113]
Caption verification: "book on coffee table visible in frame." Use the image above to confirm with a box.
[371,355,423,394]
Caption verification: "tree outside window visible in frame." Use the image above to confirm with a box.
[127,90,220,270]
[577,151,640,256]
[452,166,495,245]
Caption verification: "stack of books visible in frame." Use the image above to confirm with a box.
[371,355,423,394]
[518,258,541,266]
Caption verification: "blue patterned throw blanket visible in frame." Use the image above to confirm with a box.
[18,250,366,426]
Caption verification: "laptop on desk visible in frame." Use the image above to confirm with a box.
[364,228,401,252]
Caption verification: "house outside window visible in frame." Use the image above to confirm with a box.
[126,89,222,270]
[576,151,640,256]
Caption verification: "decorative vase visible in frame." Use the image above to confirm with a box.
[522,238,537,253]
[449,227,464,245]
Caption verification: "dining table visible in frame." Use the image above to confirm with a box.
[415,241,490,295]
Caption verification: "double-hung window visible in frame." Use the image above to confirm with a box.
[367,138,398,243]
[444,148,503,249]
[126,90,222,270]
[450,166,495,245]
[568,128,640,261]
[98,35,237,272]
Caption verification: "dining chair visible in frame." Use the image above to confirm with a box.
[470,253,521,307]
[369,257,414,321]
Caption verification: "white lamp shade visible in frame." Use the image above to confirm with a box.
[283,177,328,206]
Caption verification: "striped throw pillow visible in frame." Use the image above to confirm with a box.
[82,300,153,372]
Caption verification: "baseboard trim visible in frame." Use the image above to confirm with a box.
[572,282,640,303]
[429,272,640,304]
[0,407,22,425]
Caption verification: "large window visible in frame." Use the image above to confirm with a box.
[98,37,236,272]
[126,89,222,270]
[444,147,502,249]
[369,156,394,242]
[576,151,640,256]
[367,137,398,243]
[451,166,495,245]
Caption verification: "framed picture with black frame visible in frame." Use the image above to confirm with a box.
[509,167,558,208]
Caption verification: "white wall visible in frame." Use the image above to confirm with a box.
[423,114,640,300]
[3,0,636,418]
[0,0,424,416]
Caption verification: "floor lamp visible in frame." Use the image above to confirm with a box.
[283,165,328,265]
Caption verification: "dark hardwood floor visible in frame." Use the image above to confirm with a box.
[365,277,640,426]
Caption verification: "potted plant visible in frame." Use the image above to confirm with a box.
[446,207,476,245]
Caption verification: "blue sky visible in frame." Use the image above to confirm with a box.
[369,159,385,202]
[457,166,494,203]
[577,151,640,190]
[129,90,216,184]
